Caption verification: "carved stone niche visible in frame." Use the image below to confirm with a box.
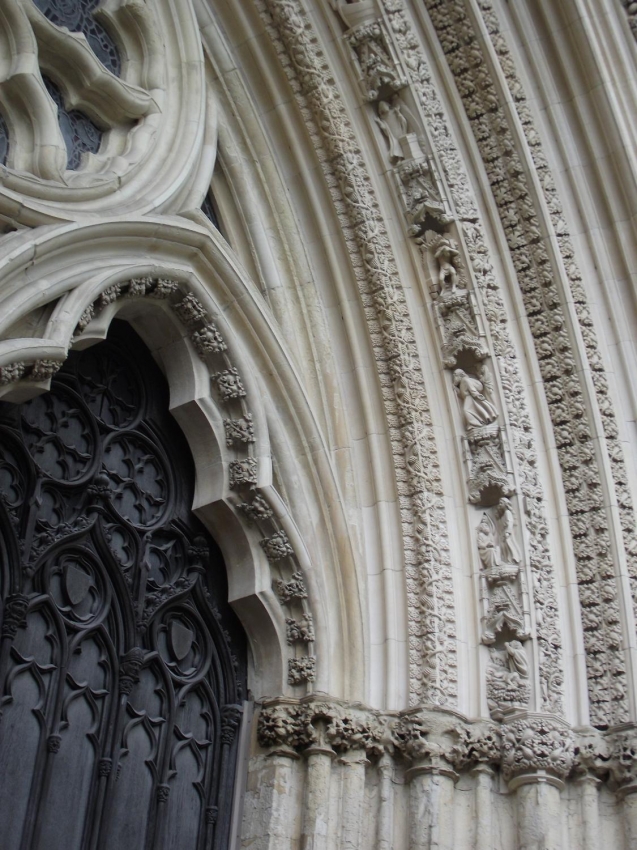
[395,157,452,234]
[462,424,514,506]
[420,232,488,367]
[342,10,408,102]
[477,501,532,720]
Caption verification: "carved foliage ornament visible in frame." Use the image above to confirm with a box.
[379,0,566,718]
[260,0,457,706]
[257,700,579,787]
[422,0,631,727]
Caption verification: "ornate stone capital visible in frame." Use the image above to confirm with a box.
[607,729,637,798]
[392,712,458,780]
[501,716,574,789]
[257,698,385,759]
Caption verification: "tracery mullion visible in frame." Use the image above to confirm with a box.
[16,598,67,850]
[198,680,222,850]
[83,622,119,850]
[145,655,177,850]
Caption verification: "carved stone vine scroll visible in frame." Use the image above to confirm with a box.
[259,0,458,706]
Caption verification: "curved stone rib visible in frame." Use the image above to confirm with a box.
[0,0,66,178]
[96,0,166,92]
[260,0,457,706]
[26,1,158,126]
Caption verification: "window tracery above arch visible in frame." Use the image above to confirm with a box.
[0,0,208,219]
[32,0,121,75]
[43,76,103,170]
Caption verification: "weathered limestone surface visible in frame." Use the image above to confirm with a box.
[2,0,637,846]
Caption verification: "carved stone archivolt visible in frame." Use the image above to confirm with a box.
[328,0,558,725]
[260,0,457,705]
[422,0,633,728]
[368,0,567,720]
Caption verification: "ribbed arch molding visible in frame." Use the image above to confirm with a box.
[0,216,366,702]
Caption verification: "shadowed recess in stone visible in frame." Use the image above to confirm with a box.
[43,76,102,170]
[0,113,8,166]
[33,0,121,76]
[201,191,221,230]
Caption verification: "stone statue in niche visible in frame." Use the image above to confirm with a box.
[495,497,522,566]
[346,21,406,101]
[487,641,531,720]
[477,512,500,571]
[423,231,488,368]
[477,500,521,581]
[434,238,461,294]
[453,365,498,433]
[398,158,450,233]
[375,97,407,162]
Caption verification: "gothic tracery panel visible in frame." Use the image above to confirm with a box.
[33,0,122,75]
[0,320,246,850]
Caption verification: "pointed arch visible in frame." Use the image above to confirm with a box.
[0,216,366,701]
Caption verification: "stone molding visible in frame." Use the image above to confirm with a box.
[0,271,316,690]
[332,0,566,717]
[422,0,634,728]
[259,0,457,706]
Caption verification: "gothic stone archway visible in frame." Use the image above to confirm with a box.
[0,320,247,850]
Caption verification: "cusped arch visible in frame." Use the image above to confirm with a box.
[0,217,366,702]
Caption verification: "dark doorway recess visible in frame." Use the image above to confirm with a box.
[0,320,247,850]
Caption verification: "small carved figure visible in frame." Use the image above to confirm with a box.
[486,643,531,718]
[434,238,461,293]
[495,497,522,565]
[374,98,408,162]
[505,639,529,679]
[453,368,498,431]
[477,513,500,571]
